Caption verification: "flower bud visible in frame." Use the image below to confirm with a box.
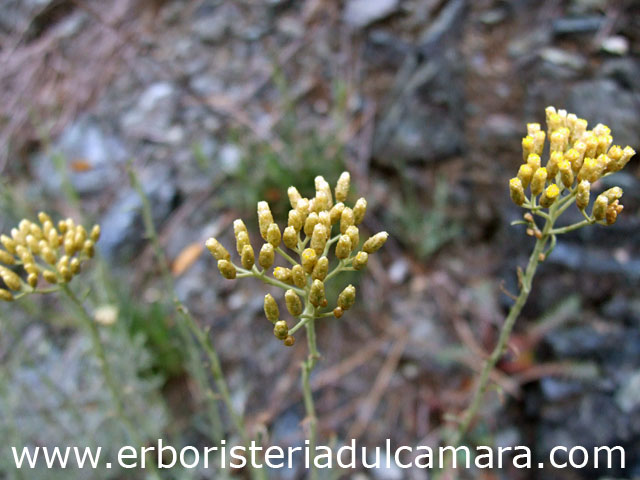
[274,320,289,340]
[576,180,590,210]
[26,235,39,254]
[597,134,612,156]
[533,131,546,156]
[27,273,38,288]
[530,167,547,196]
[353,198,367,225]
[336,235,352,259]
[273,267,293,284]
[0,265,21,290]
[509,178,525,206]
[0,249,14,265]
[333,307,343,318]
[340,207,354,234]
[315,175,333,207]
[16,245,33,264]
[0,288,13,302]
[301,248,317,273]
[283,335,295,347]
[314,191,330,212]
[312,256,329,281]
[335,172,350,203]
[539,184,560,208]
[217,260,236,279]
[74,226,87,251]
[70,257,81,275]
[605,201,622,225]
[58,220,68,234]
[59,266,72,283]
[288,186,302,208]
[564,148,583,174]
[43,270,58,284]
[266,223,281,248]
[558,160,574,188]
[258,201,274,240]
[607,146,635,173]
[338,284,356,311]
[264,294,279,322]
[90,225,101,243]
[295,198,310,218]
[41,246,57,265]
[303,212,319,238]
[311,224,328,254]
[83,240,95,258]
[205,237,231,260]
[517,164,533,189]
[547,151,563,178]
[522,136,534,161]
[235,230,250,255]
[283,226,298,249]
[292,265,306,288]
[285,289,303,316]
[345,225,359,251]
[526,153,541,173]
[363,232,388,254]
[602,187,623,204]
[259,243,275,269]
[48,229,60,248]
[318,211,331,231]
[585,134,598,158]
[309,279,325,307]
[288,210,304,232]
[352,251,369,270]
[592,194,608,221]
[577,157,603,183]
[24,262,39,275]
[37,211,52,225]
[329,202,345,224]
[1,235,17,254]
[241,244,255,269]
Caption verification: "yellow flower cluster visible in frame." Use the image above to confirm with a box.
[206,172,388,346]
[510,106,635,225]
[0,213,100,301]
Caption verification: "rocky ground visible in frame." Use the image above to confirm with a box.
[1,0,640,479]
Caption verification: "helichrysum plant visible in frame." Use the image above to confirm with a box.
[206,172,387,477]
[0,212,161,480]
[452,106,636,444]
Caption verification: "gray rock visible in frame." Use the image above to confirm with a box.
[568,79,640,148]
[553,15,604,35]
[121,82,179,142]
[343,0,399,28]
[600,36,629,56]
[191,11,229,43]
[616,371,640,413]
[33,116,128,196]
[97,165,176,261]
[373,0,466,164]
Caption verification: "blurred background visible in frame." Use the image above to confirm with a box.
[1,0,639,479]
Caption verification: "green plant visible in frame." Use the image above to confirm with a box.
[451,106,636,445]
[206,172,388,479]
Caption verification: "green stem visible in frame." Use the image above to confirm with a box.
[128,164,225,443]
[62,284,161,480]
[301,302,319,480]
[276,247,299,266]
[550,219,594,235]
[451,197,565,446]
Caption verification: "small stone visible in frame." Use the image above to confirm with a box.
[343,0,399,28]
[616,372,640,413]
[219,144,242,174]
[600,36,629,56]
